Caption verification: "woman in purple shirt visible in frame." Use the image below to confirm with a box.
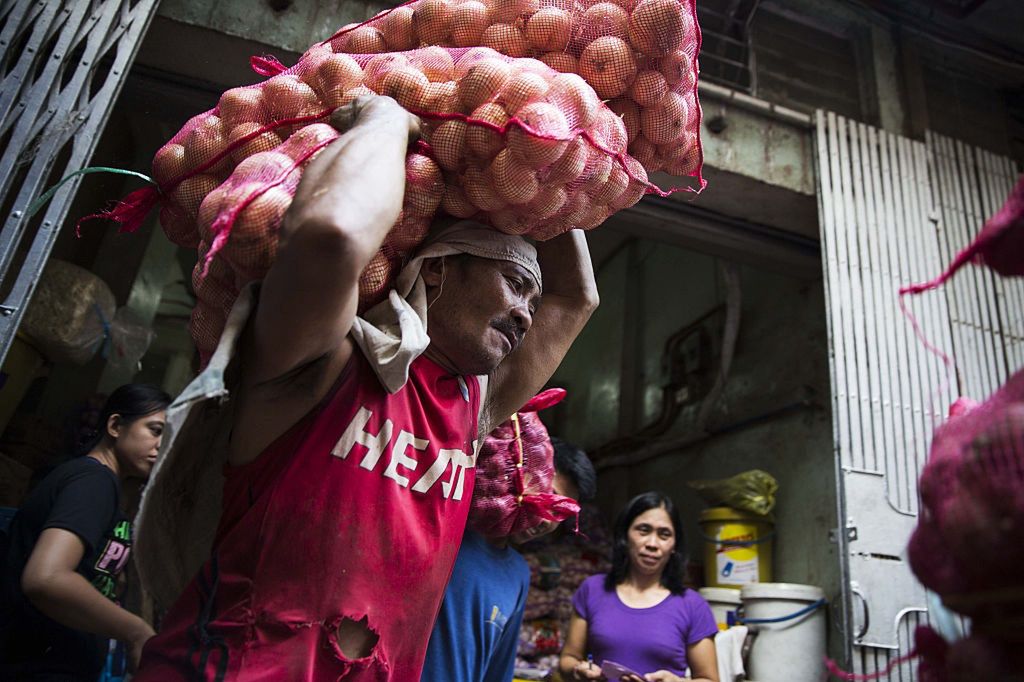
[559,491,719,682]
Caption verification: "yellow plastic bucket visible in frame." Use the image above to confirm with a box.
[699,506,774,589]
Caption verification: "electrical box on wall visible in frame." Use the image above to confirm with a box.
[663,306,726,407]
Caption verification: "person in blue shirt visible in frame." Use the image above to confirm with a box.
[421,392,596,682]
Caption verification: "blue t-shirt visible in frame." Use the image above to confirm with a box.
[421,530,531,682]
[572,574,718,677]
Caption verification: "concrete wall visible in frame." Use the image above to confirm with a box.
[157,0,391,54]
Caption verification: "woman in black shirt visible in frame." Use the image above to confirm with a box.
[1,383,171,681]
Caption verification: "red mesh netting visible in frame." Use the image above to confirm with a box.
[909,369,1024,603]
[327,0,704,182]
[469,388,580,538]
[904,369,1024,681]
[142,43,673,363]
[93,0,702,363]
[903,174,1024,296]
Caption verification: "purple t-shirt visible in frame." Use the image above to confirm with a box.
[572,574,718,677]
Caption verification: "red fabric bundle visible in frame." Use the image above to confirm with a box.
[469,388,580,538]
[328,0,704,182]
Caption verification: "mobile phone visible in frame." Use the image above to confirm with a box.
[600,660,644,681]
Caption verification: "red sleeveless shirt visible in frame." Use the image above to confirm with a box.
[136,350,482,681]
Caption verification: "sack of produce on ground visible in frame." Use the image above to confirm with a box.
[326,0,703,182]
[144,44,664,361]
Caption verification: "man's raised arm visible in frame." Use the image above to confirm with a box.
[483,229,599,434]
[247,95,418,385]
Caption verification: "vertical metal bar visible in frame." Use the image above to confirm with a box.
[973,151,1011,386]
[983,151,1024,373]
[898,132,926,501]
[815,109,853,669]
[946,137,995,397]
[883,130,917,512]
[864,125,901,479]
[995,157,1024,373]
[877,129,911,508]
[975,149,1015,376]
[892,136,926,512]
[929,134,973,397]
[856,122,888,474]
[826,111,854,470]
[956,139,1006,391]
[846,119,876,472]
[899,139,938,493]
[913,141,957,424]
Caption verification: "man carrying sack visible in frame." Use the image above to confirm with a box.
[132,95,599,681]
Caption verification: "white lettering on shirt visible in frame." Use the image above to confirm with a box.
[330,406,475,499]
[383,430,426,487]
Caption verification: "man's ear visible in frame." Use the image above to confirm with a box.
[420,256,446,287]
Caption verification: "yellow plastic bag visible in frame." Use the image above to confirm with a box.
[687,469,778,515]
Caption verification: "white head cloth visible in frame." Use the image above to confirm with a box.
[350,221,542,393]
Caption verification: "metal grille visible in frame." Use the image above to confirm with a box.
[927,131,1024,393]
[817,110,1020,678]
[0,0,161,366]
[817,111,955,511]
[696,0,757,93]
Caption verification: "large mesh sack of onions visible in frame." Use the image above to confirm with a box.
[909,373,1024,601]
[327,0,703,182]
[469,387,580,538]
[144,44,664,362]
[908,369,1024,626]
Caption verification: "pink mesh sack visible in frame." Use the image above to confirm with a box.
[908,368,1024,614]
[327,0,704,183]
[136,42,665,362]
[469,388,580,538]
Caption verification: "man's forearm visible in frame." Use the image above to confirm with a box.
[534,230,599,308]
[284,99,414,263]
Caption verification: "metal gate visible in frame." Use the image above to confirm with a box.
[0,0,161,366]
[815,110,1021,679]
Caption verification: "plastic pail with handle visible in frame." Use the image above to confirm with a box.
[699,506,774,588]
[698,587,742,631]
[740,582,827,682]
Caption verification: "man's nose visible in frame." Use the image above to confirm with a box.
[512,302,533,332]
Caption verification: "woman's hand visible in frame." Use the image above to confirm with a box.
[572,659,604,679]
[642,671,683,682]
[127,621,156,671]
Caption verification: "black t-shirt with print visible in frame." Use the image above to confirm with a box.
[1,457,132,680]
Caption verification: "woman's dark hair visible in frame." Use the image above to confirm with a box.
[605,491,687,594]
[83,383,171,453]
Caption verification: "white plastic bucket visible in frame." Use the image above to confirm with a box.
[699,587,742,631]
[740,582,826,682]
